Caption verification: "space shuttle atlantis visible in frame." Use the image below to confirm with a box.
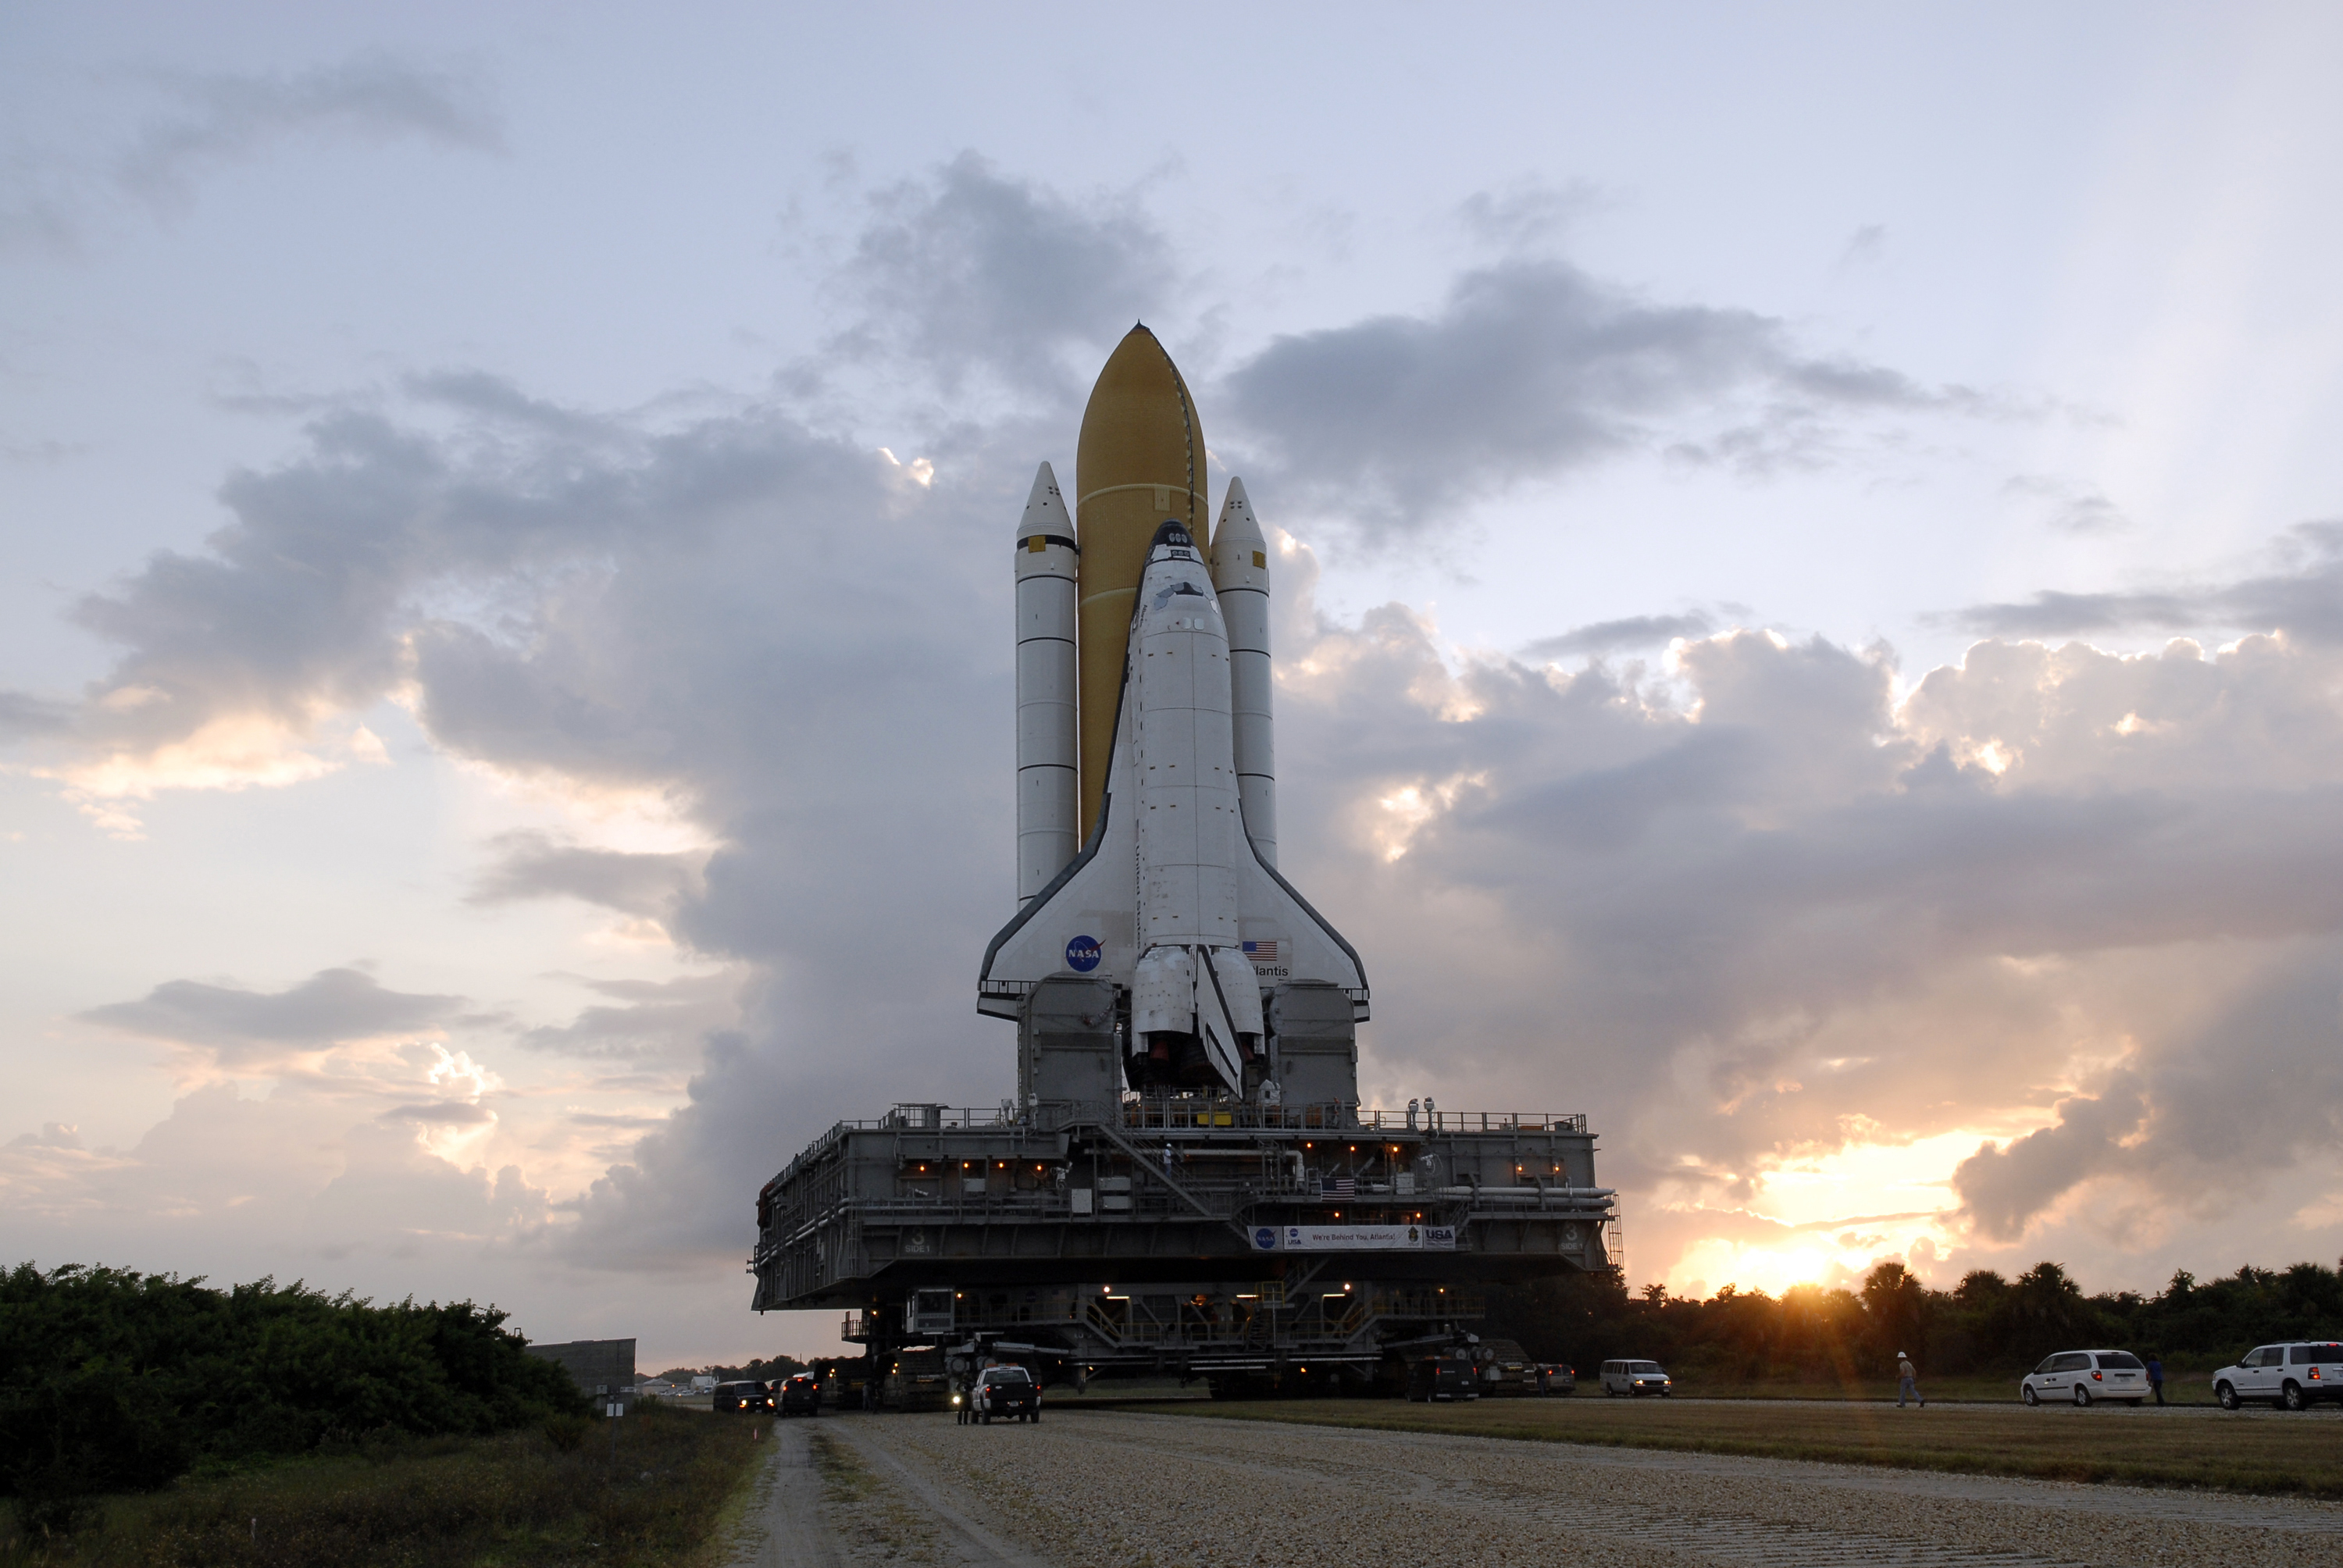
[980,326,1368,1102]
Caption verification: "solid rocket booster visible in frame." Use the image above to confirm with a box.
[1072,327,1207,844]
[1209,477,1276,869]
[1015,462,1079,901]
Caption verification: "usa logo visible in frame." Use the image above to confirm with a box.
[1065,934,1103,972]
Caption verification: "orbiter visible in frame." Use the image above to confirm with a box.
[979,326,1367,1100]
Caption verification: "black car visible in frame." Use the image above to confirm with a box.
[711,1379,774,1413]
[776,1373,822,1416]
[972,1366,1040,1424]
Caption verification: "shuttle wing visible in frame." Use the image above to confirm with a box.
[979,679,1141,1017]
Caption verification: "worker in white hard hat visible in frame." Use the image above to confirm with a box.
[1896,1350,1924,1408]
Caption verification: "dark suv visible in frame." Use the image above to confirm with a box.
[776,1373,822,1416]
[711,1380,773,1413]
[972,1365,1040,1424]
[1407,1356,1479,1402]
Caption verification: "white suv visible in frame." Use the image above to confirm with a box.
[2211,1342,2343,1411]
[2020,1349,2148,1406]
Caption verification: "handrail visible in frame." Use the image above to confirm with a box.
[771,1102,1591,1143]
[1086,1117,1251,1238]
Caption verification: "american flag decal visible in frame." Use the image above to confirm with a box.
[1334,1176,1357,1196]
[1243,939,1280,963]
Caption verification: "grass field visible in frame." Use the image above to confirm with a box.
[0,1405,770,1567]
[1158,1395,2343,1496]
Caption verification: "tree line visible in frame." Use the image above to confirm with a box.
[651,1354,810,1384]
[1486,1257,2343,1380]
[2,1263,585,1508]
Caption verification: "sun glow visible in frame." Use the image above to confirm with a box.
[1657,1121,2063,1299]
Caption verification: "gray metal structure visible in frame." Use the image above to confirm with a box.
[751,977,1618,1392]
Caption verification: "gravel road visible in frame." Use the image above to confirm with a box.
[733,1408,2343,1568]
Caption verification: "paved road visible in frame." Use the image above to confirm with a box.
[731,1408,2342,1567]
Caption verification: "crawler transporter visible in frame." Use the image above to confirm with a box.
[749,326,1618,1394]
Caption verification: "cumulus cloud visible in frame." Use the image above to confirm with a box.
[1247,524,2343,1289]
[1217,258,1981,538]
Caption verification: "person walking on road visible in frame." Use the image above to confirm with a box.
[1896,1351,1926,1408]
[2146,1352,2165,1406]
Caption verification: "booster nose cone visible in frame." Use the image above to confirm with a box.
[1208,476,1267,590]
[1075,325,1207,841]
[1019,459,1073,547]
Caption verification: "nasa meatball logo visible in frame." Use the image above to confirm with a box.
[1254,1227,1277,1250]
[1065,935,1103,972]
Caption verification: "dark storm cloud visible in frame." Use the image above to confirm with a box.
[82,968,463,1061]
[831,152,1178,400]
[1217,259,1973,537]
[1522,612,1717,660]
[119,49,502,205]
[1944,521,2343,642]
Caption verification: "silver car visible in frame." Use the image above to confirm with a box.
[2020,1349,2147,1406]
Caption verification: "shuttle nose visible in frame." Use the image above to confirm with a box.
[1147,519,1200,556]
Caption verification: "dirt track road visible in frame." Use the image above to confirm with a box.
[728,1407,2342,1568]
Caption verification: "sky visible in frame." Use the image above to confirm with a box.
[5,1,2343,1367]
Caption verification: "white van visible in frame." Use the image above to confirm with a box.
[1599,1359,1671,1397]
[2211,1342,2343,1410]
[2020,1349,2147,1406]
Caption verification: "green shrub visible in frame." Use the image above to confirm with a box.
[0,1263,588,1509]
